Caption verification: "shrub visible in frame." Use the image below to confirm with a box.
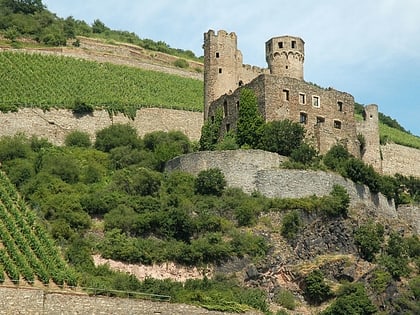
[72,100,94,115]
[320,185,350,217]
[259,120,305,156]
[323,144,351,172]
[275,289,296,310]
[354,221,384,262]
[195,168,226,196]
[94,124,139,152]
[173,58,189,68]
[65,131,92,147]
[303,269,332,305]
[290,143,317,165]
[281,210,302,240]
[321,282,377,315]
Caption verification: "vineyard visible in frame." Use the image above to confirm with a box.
[0,51,203,116]
[0,171,76,286]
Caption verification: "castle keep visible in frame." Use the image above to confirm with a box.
[204,30,381,171]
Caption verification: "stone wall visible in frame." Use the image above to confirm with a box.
[381,143,420,178]
[0,286,262,315]
[0,108,203,145]
[166,150,396,216]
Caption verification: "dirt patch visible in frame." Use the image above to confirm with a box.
[92,254,212,282]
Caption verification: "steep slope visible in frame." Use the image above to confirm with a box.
[0,171,76,287]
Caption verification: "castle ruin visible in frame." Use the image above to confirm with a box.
[203,30,382,172]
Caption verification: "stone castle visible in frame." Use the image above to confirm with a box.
[203,30,382,171]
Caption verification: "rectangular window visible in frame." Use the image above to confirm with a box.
[334,120,342,129]
[216,52,220,58]
[316,116,325,124]
[278,42,283,48]
[300,112,307,124]
[283,89,289,101]
[299,93,306,104]
[312,96,320,107]
[337,101,343,112]
[218,68,222,74]
[226,123,230,132]
[291,40,296,48]
[223,101,228,117]
[211,116,214,123]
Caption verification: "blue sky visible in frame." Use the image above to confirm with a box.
[43,0,420,136]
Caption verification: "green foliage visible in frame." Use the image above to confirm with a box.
[275,288,296,310]
[281,210,302,240]
[0,52,203,113]
[215,132,239,150]
[0,134,32,161]
[234,198,262,227]
[303,269,332,305]
[320,185,350,217]
[173,58,189,68]
[111,166,162,196]
[199,108,223,151]
[259,119,305,156]
[65,130,92,148]
[321,282,377,315]
[354,221,384,262]
[94,123,139,152]
[236,88,264,148]
[323,144,351,172]
[290,143,317,165]
[371,268,392,293]
[378,232,411,279]
[379,123,420,149]
[194,168,226,196]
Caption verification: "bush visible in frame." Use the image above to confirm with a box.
[275,289,296,310]
[65,131,92,147]
[303,269,332,305]
[72,99,94,115]
[320,185,350,217]
[173,58,189,68]
[354,221,384,262]
[290,143,317,165]
[95,124,139,152]
[281,210,302,240]
[323,144,351,172]
[195,168,226,196]
[259,120,305,156]
[321,282,377,315]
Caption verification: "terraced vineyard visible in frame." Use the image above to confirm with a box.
[0,51,203,116]
[0,171,76,286]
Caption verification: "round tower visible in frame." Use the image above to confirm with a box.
[265,36,304,80]
[203,30,242,120]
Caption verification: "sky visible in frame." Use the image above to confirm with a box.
[42,0,420,136]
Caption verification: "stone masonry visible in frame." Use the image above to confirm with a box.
[203,29,382,171]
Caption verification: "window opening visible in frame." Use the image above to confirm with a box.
[291,40,296,48]
[283,89,289,101]
[211,116,214,123]
[218,68,222,74]
[300,112,307,124]
[299,93,306,104]
[236,101,240,112]
[226,123,230,132]
[334,120,342,129]
[278,42,283,48]
[312,96,320,107]
[223,101,228,117]
[215,52,220,58]
[238,80,243,86]
[337,101,343,112]
[316,116,325,124]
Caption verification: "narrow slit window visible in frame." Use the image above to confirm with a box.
[300,112,307,124]
[337,101,343,112]
[236,101,240,112]
[215,52,220,58]
[218,68,222,74]
[291,40,296,48]
[283,89,289,101]
[312,96,320,107]
[226,123,230,132]
[223,100,228,117]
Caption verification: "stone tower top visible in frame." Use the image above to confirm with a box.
[265,35,304,80]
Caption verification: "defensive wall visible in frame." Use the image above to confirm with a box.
[0,108,418,178]
[0,286,261,315]
[0,108,203,146]
[166,150,396,216]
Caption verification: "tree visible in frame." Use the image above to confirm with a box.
[259,120,305,156]
[323,144,351,172]
[236,88,264,148]
[303,269,332,305]
[195,168,226,196]
[94,124,139,152]
[354,221,384,262]
[321,283,377,315]
[281,210,302,240]
[65,131,91,148]
[290,143,317,165]
[199,108,223,151]
[92,19,109,34]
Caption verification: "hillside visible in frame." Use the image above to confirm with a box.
[0,171,76,287]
